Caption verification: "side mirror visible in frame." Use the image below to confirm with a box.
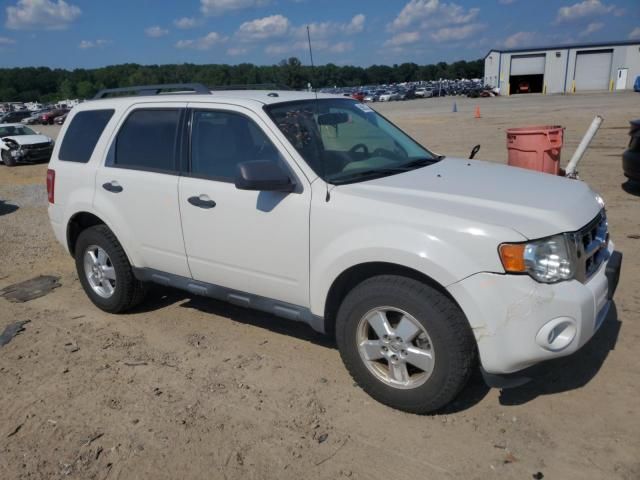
[235,160,295,193]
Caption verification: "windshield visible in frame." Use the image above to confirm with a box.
[0,125,36,137]
[266,99,438,185]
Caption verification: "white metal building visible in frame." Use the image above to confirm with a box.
[484,40,640,94]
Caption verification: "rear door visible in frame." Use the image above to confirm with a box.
[93,103,191,277]
[178,104,311,307]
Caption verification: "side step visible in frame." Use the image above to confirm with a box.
[133,267,325,333]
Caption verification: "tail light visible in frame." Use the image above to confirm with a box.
[46,169,55,204]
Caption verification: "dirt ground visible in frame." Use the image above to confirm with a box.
[1,92,639,480]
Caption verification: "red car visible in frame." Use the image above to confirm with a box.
[41,109,68,125]
[351,91,365,102]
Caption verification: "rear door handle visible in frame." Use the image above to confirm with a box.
[102,181,123,193]
[188,195,216,209]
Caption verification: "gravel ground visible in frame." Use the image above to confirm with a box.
[0,93,639,480]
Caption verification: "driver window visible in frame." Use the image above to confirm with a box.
[190,110,282,181]
[318,108,395,154]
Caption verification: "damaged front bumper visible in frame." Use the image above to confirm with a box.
[3,143,54,163]
[447,242,621,380]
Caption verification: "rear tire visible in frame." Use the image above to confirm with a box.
[75,225,147,313]
[336,275,476,414]
[2,150,16,167]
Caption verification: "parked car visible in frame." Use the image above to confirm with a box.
[54,112,69,125]
[622,119,640,182]
[518,81,530,93]
[634,76,640,93]
[47,84,621,414]
[401,88,417,100]
[0,111,32,123]
[351,91,365,102]
[40,109,68,125]
[0,123,55,166]
[414,87,433,98]
[378,90,400,102]
[363,91,377,102]
[21,110,48,125]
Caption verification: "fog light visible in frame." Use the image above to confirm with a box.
[536,317,577,352]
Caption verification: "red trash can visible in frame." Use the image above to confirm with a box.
[506,125,564,175]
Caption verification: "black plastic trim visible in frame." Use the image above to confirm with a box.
[605,251,622,300]
[132,267,325,333]
[480,367,533,389]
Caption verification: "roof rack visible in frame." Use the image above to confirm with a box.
[93,83,210,99]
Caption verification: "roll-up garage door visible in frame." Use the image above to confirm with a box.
[574,50,613,91]
[510,54,546,75]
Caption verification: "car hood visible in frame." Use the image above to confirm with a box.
[336,157,602,239]
[1,134,51,146]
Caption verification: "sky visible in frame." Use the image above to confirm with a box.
[0,0,638,69]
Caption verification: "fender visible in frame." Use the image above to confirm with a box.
[309,223,521,317]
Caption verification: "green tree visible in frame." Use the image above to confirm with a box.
[76,81,95,99]
[59,78,75,99]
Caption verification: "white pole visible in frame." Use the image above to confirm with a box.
[565,115,603,179]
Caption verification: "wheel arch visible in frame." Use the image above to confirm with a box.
[322,261,461,336]
[66,211,107,256]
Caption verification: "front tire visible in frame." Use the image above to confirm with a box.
[2,150,16,167]
[75,225,147,313]
[336,275,476,414]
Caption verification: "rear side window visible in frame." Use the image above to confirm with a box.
[114,109,181,173]
[58,110,114,163]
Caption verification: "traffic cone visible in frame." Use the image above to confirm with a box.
[474,105,481,118]
[452,101,457,113]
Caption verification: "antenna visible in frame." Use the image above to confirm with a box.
[307,25,330,202]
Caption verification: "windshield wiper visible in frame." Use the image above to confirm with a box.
[331,157,444,185]
[401,157,440,168]
[331,168,407,185]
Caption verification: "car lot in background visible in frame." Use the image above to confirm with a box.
[321,78,493,101]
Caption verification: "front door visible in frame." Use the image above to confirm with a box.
[94,103,190,277]
[616,68,628,90]
[179,105,311,307]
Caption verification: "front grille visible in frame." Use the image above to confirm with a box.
[570,210,609,282]
[22,142,51,150]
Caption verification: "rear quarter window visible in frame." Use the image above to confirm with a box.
[58,110,114,163]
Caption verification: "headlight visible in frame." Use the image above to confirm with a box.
[499,234,576,283]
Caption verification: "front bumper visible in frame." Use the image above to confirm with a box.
[448,242,621,375]
[8,145,54,163]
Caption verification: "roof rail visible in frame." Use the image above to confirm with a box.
[209,83,292,91]
[93,83,210,99]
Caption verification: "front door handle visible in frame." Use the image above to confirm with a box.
[102,181,123,193]
[188,195,216,209]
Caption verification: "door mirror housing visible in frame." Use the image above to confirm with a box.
[235,160,295,192]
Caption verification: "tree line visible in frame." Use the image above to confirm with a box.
[0,57,484,103]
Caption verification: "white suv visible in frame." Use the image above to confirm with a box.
[47,84,621,413]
